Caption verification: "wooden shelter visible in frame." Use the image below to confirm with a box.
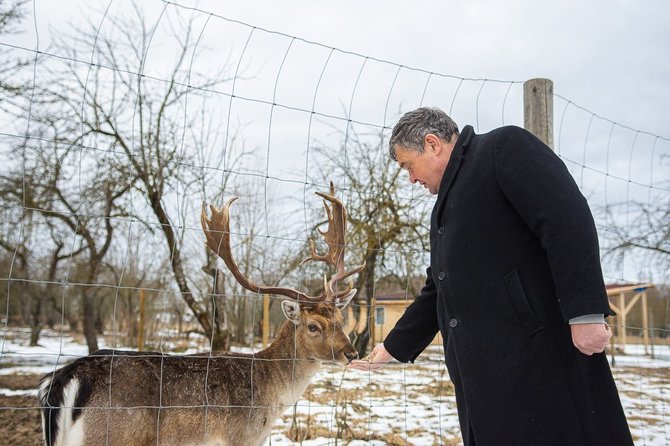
[606,283,655,354]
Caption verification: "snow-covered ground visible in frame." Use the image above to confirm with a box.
[1,328,668,445]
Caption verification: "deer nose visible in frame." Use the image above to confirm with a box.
[344,350,358,363]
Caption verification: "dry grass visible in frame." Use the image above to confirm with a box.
[0,373,43,446]
[0,373,39,391]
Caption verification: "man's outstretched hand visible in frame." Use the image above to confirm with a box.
[348,343,394,371]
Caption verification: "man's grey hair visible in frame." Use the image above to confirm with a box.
[388,107,459,160]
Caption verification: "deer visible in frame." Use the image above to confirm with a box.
[37,183,365,446]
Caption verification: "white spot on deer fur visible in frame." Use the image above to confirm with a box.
[61,419,84,446]
[38,376,51,402]
[55,377,84,446]
[38,377,51,437]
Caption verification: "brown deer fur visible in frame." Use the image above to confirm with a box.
[39,302,357,446]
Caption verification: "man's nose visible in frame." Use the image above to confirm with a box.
[409,172,417,183]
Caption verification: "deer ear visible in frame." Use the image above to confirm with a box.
[335,289,357,309]
[281,300,301,324]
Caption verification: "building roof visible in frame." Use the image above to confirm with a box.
[605,283,654,294]
[373,293,413,302]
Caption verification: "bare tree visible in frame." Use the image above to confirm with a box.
[25,3,242,349]
[604,192,670,281]
[0,0,29,104]
[0,211,38,341]
[0,217,86,345]
[0,116,132,351]
[95,238,169,348]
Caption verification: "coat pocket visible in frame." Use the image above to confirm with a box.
[503,269,543,337]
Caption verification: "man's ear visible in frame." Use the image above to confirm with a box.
[424,133,442,154]
[281,300,301,325]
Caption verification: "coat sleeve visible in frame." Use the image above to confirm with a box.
[383,267,439,363]
[493,126,613,321]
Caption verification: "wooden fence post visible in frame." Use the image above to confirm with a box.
[524,78,554,149]
[642,291,649,355]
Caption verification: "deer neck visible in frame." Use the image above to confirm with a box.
[259,321,317,362]
[256,321,321,399]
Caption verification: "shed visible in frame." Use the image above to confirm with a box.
[372,293,443,346]
[606,283,655,354]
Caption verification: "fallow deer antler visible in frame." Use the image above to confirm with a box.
[302,182,366,300]
[201,183,365,304]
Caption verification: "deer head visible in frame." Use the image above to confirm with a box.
[280,299,359,363]
[201,182,365,364]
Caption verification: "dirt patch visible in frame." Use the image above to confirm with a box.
[618,366,670,379]
[0,373,42,445]
[285,413,425,445]
[0,373,41,391]
[0,394,43,446]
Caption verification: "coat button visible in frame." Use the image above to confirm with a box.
[437,225,445,235]
[449,318,458,328]
[438,271,446,280]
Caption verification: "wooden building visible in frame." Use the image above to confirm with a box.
[372,293,443,346]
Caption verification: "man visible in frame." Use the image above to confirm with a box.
[349,107,633,445]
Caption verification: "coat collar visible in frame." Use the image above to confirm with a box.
[432,125,475,224]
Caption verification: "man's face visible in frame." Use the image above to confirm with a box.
[394,140,448,195]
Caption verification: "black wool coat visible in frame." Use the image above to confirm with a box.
[384,125,633,446]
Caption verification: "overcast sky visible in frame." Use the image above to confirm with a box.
[12,0,667,131]
[176,0,670,136]
[5,0,669,283]
[15,0,667,174]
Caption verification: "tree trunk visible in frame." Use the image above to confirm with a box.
[236,294,247,343]
[29,294,42,346]
[211,270,230,350]
[200,265,230,351]
[81,259,102,353]
[126,294,137,346]
[94,291,106,334]
[210,332,230,352]
[150,193,220,348]
[66,311,80,333]
[82,291,99,352]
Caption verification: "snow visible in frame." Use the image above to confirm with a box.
[0,388,37,397]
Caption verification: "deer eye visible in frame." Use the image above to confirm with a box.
[308,324,319,332]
